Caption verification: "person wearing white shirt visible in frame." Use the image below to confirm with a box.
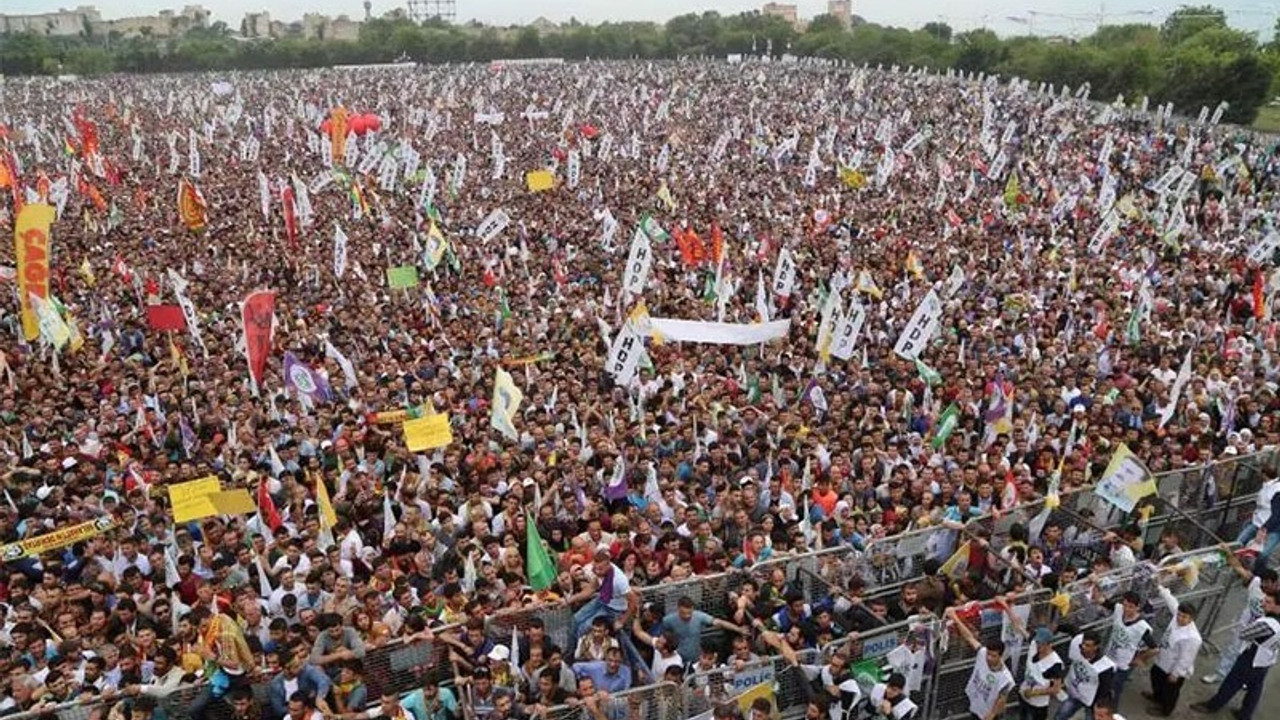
[1020,628,1065,720]
[949,608,1015,720]
[337,519,365,578]
[1143,577,1201,717]
[269,572,304,616]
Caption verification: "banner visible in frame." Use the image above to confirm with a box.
[168,476,221,522]
[830,301,866,361]
[404,414,453,451]
[1095,443,1156,513]
[284,351,331,404]
[646,318,791,346]
[177,178,207,232]
[606,319,646,386]
[772,247,797,298]
[490,368,524,442]
[241,290,276,389]
[329,108,349,162]
[14,203,54,342]
[387,265,420,290]
[477,209,510,243]
[29,293,71,349]
[0,515,116,561]
[369,405,427,425]
[146,305,187,332]
[258,171,271,221]
[893,289,942,360]
[622,226,653,296]
[526,169,555,192]
[1247,231,1280,267]
[333,223,349,278]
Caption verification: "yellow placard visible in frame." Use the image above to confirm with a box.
[207,489,257,517]
[404,414,453,452]
[169,476,222,523]
[526,170,555,192]
[736,683,777,719]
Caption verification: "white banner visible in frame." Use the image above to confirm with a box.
[605,321,646,386]
[477,209,510,243]
[622,226,652,296]
[772,248,797,297]
[333,223,348,279]
[1246,231,1280,266]
[567,150,581,189]
[647,318,791,345]
[893,289,942,360]
[830,302,867,361]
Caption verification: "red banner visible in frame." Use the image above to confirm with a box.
[281,186,298,248]
[241,290,276,388]
[146,304,187,332]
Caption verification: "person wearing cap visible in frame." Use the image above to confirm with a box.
[1019,627,1065,720]
[1142,570,1201,716]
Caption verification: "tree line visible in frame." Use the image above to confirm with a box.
[1,5,1277,123]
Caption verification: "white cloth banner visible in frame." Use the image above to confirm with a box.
[647,318,791,345]
[605,322,646,386]
[1247,231,1280,266]
[830,302,867,361]
[893,289,942,360]
[478,209,510,243]
[333,223,349,279]
[622,226,652,296]
[772,248,797,297]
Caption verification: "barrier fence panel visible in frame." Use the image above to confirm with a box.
[541,682,685,720]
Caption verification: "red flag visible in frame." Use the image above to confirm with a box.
[711,222,725,266]
[687,229,706,265]
[1254,269,1266,321]
[257,477,283,531]
[242,290,276,389]
[281,186,298,248]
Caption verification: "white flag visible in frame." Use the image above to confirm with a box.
[567,149,581,189]
[333,223,349,279]
[258,172,271,221]
[771,247,797,298]
[605,320,645,386]
[325,340,358,390]
[830,300,867,361]
[893,289,942,360]
[622,226,652,296]
[1159,348,1193,429]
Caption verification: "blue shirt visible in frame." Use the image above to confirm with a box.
[571,661,632,693]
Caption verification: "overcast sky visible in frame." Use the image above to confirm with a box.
[4,0,1276,38]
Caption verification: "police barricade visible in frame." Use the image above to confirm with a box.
[925,549,1238,720]
[485,601,577,659]
[359,623,462,697]
[540,681,685,720]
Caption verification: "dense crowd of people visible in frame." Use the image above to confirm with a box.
[0,58,1278,720]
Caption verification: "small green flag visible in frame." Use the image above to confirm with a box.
[747,376,762,405]
[702,273,717,303]
[425,202,443,225]
[850,658,886,685]
[931,403,960,450]
[387,265,420,290]
[525,512,556,591]
[498,287,513,320]
[915,358,942,386]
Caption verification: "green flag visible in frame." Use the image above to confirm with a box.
[931,403,960,450]
[387,265,420,290]
[849,658,886,686]
[525,512,556,591]
[747,375,762,405]
[498,287,513,320]
[915,358,942,386]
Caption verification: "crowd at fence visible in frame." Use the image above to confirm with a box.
[5,448,1273,720]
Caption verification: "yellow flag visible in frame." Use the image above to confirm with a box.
[78,258,95,287]
[839,166,866,189]
[657,182,676,211]
[316,472,337,530]
[526,170,555,192]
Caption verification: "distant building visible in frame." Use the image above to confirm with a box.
[241,11,272,38]
[828,0,852,29]
[300,12,360,41]
[761,2,798,27]
[1,6,100,36]
[529,16,560,34]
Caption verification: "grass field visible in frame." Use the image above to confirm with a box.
[1254,105,1280,133]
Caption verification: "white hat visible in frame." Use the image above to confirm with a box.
[488,644,510,662]
[521,477,536,487]
[36,486,52,501]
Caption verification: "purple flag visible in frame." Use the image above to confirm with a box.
[284,351,331,403]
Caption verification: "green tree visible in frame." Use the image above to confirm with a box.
[1161,5,1227,45]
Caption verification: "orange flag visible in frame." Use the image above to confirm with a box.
[177,178,208,232]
